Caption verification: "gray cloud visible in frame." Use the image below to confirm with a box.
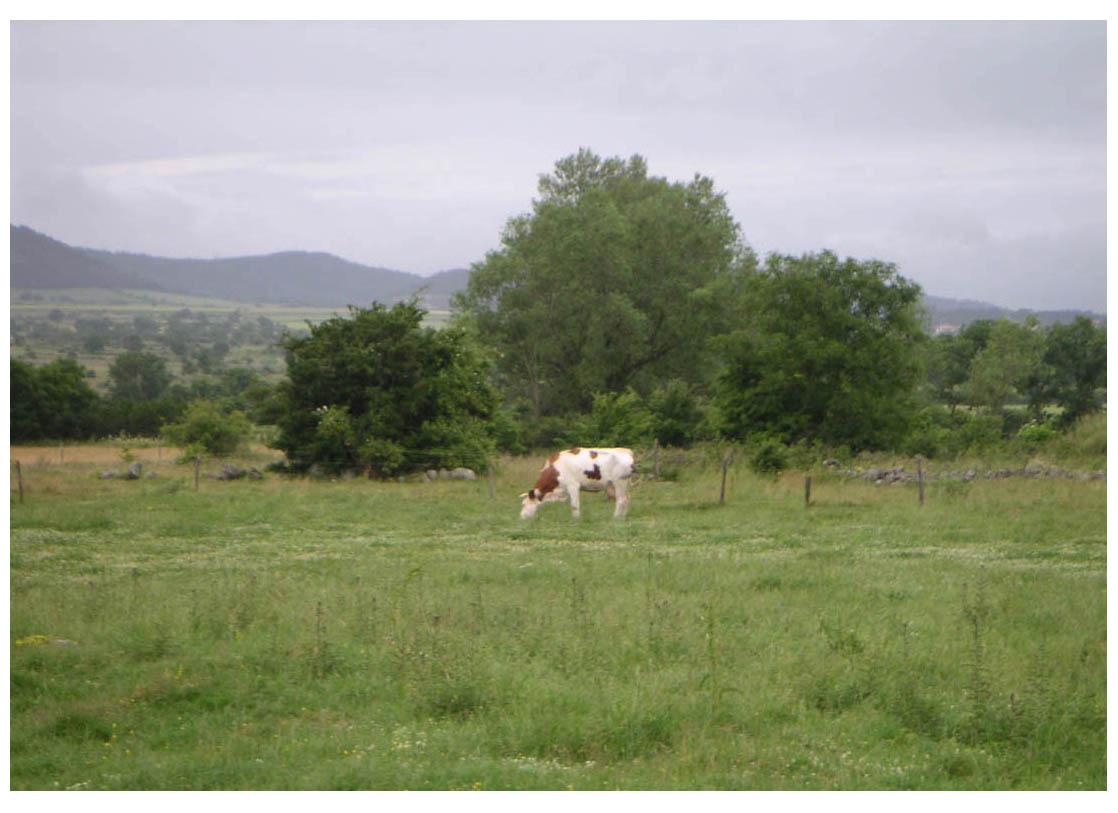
[9,20,1106,311]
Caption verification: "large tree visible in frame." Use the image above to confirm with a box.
[923,320,994,413]
[716,251,926,450]
[454,149,752,419]
[10,358,101,441]
[273,301,498,476]
[964,318,1046,414]
[1040,315,1106,425]
[108,351,172,401]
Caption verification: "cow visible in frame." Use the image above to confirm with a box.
[520,447,634,519]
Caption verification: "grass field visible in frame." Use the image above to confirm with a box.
[9,287,451,391]
[8,447,1107,790]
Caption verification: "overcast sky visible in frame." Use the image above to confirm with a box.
[8,19,1107,311]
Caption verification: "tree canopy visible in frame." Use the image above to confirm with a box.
[454,149,752,420]
[716,251,926,450]
[1040,315,1106,425]
[10,358,101,441]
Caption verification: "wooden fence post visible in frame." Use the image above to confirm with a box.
[652,438,660,479]
[194,454,201,491]
[719,450,731,505]
[16,460,24,503]
[805,475,812,508]
[487,461,496,499]
[917,458,925,506]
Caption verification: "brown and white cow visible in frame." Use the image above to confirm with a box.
[520,447,634,519]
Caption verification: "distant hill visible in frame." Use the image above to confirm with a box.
[9,225,468,310]
[10,225,164,291]
[921,295,1105,332]
[9,225,1104,326]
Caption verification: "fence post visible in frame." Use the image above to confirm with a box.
[16,460,24,503]
[194,454,201,491]
[652,438,660,479]
[805,475,812,508]
[719,450,731,504]
[917,457,925,506]
[60,442,64,464]
[487,461,496,499]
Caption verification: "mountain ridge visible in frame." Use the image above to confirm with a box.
[9,225,1104,327]
[10,225,468,310]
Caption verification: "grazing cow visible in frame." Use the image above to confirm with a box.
[520,447,634,519]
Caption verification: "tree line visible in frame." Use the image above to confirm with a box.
[10,150,1106,474]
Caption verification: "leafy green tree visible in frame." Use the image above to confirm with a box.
[965,318,1046,413]
[716,250,925,450]
[924,330,979,413]
[108,351,172,401]
[1042,316,1106,425]
[10,360,41,440]
[455,149,752,420]
[37,358,101,438]
[82,333,108,353]
[274,301,498,476]
[121,334,145,352]
[96,396,186,438]
[10,358,101,440]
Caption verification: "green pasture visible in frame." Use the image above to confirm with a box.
[9,454,1107,790]
[10,288,451,391]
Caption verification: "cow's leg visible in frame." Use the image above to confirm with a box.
[612,480,630,518]
[569,485,582,518]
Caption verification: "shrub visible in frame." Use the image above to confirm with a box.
[956,413,1004,454]
[900,407,954,459]
[646,380,706,447]
[273,301,499,475]
[559,390,655,448]
[1016,421,1059,452]
[161,400,253,457]
[747,437,788,476]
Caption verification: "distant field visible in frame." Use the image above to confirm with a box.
[11,288,451,329]
[9,287,451,390]
[9,447,1106,790]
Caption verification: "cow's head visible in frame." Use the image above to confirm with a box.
[520,461,562,519]
[519,489,542,519]
[519,484,565,518]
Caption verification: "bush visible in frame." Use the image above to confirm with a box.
[358,437,408,478]
[900,407,954,459]
[747,437,789,476]
[273,302,500,476]
[161,400,253,457]
[1049,412,1106,467]
[955,413,1004,454]
[559,390,655,448]
[1016,420,1059,452]
[647,380,707,447]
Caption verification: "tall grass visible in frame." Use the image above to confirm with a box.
[9,452,1106,789]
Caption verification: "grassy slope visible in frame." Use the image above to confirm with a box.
[9,451,1106,790]
[10,288,451,391]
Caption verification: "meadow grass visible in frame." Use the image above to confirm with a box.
[9,452,1106,790]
